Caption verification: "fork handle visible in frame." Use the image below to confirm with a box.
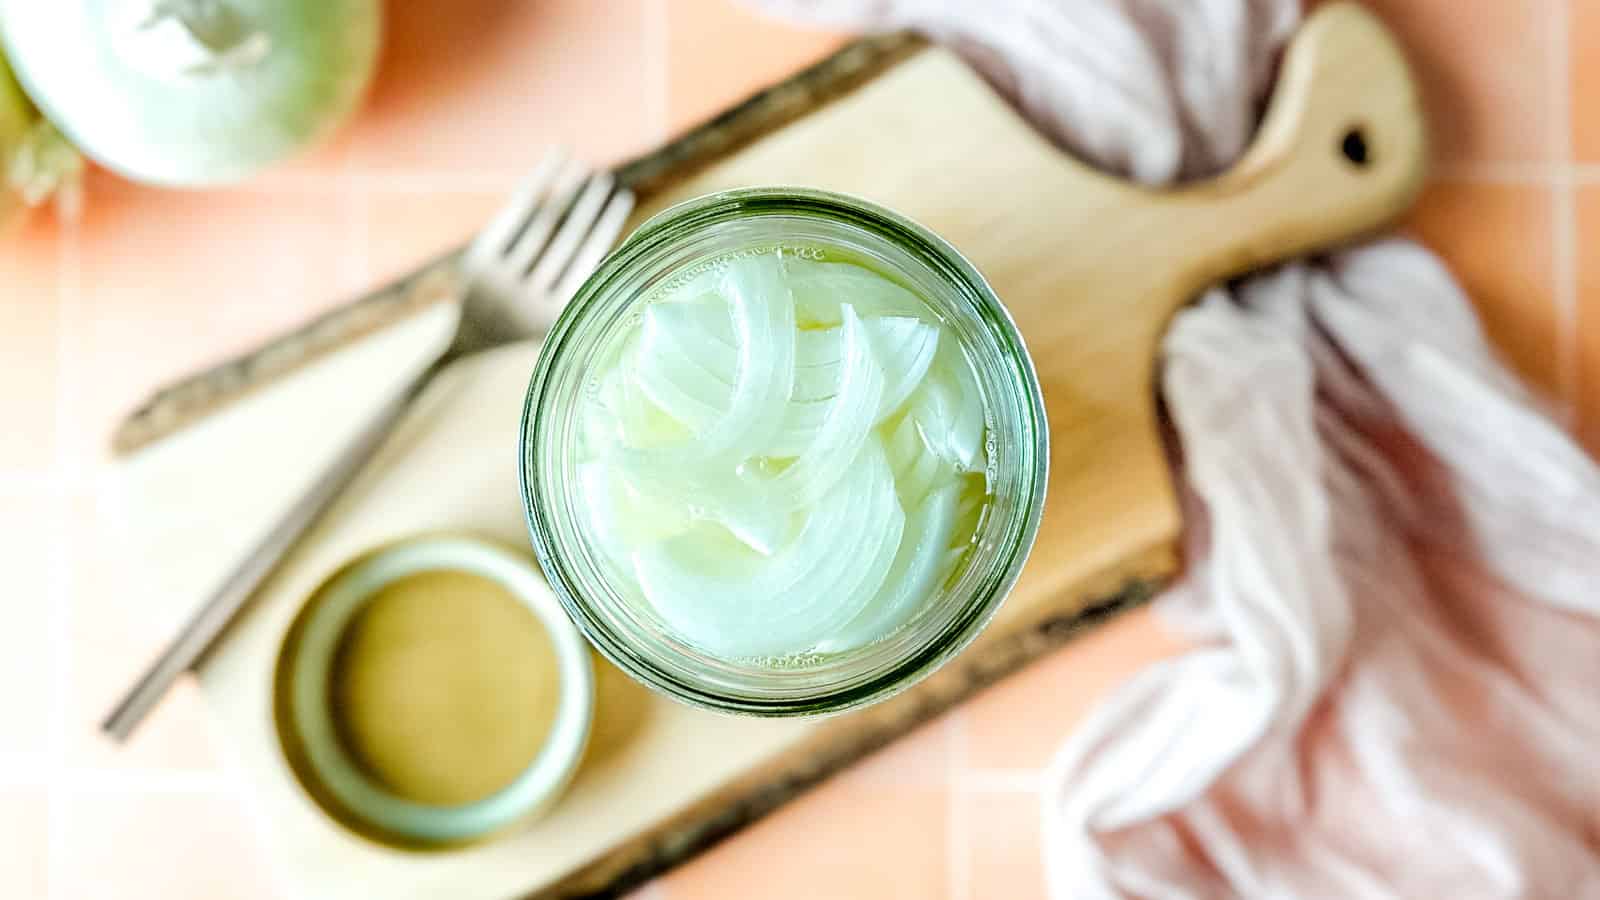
[101,353,448,742]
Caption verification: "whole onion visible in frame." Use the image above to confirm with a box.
[0,0,381,187]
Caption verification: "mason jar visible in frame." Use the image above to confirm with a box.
[520,187,1047,716]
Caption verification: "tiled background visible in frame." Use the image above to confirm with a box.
[1,0,1595,897]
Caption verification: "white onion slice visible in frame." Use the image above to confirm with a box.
[592,350,791,555]
[748,303,883,508]
[576,463,633,579]
[885,412,957,510]
[869,318,939,418]
[617,304,883,541]
[909,341,987,472]
[591,349,691,450]
[578,248,992,660]
[633,254,796,460]
[649,300,929,387]
[633,307,729,428]
[632,442,905,658]
[638,303,938,455]
[817,483,961,652]
[613,454,793,556]
[787,260,926,324]
[579,462,695,553]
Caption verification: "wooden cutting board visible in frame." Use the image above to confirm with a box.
[117,4,1424,898]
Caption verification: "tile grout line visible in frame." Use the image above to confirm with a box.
[43,499,68,900]
[45,209,81,900]
[946,712,970,900]
[225,747,298,900]
[60,768,230,795]
[1551,0,1580,425]
[957,769,1045,793]
[218,771,298,900]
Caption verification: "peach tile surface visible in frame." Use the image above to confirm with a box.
[662,780,950,899]
[0,1,1593,898]
[0,790,49,900]
[56,786,282,900]
[0,217,60,470]
[1402,182,1562,399]
[960,788,1049,900]
[1572,0,1600,163]
[1360,0,1556,167]
[0,490,57,759]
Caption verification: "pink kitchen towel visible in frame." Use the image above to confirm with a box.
[749,2,1600,896]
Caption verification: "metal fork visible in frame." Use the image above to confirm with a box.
[102,150,635,741]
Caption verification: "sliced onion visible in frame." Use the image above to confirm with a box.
[618,304,882,543]
[817,483,960,653]
[590,349,787,554]
[642,299,735,373]
[746,303,883,508]
[576,463,634,580]
[909,341,987,472]
[632,441,905,658]
[580,249,991,659]
[639,300,937,453]
[870,318,938,418]
[630,253,796,461]
[595,347,691,449]
[787,259,926,325]
[633,305,730,429]
[615,452,793,556]
[579,462,695,553]
[885,411,956,510]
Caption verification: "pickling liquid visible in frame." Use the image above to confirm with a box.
[575,247,992,662]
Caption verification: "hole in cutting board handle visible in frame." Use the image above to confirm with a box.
[1340,126,1372,168]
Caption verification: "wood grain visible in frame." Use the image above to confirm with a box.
[147,5,1425,899]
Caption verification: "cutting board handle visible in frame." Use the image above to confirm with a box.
[1160,1,1427,315]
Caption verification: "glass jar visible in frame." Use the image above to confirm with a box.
[520,187,1047,716]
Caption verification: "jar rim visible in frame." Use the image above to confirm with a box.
[520,186,1048,716]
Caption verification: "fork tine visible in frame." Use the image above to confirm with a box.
[552,186,635,303]
[504,158,586,273]
[527,173,615,293]
[466,150,565,266]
